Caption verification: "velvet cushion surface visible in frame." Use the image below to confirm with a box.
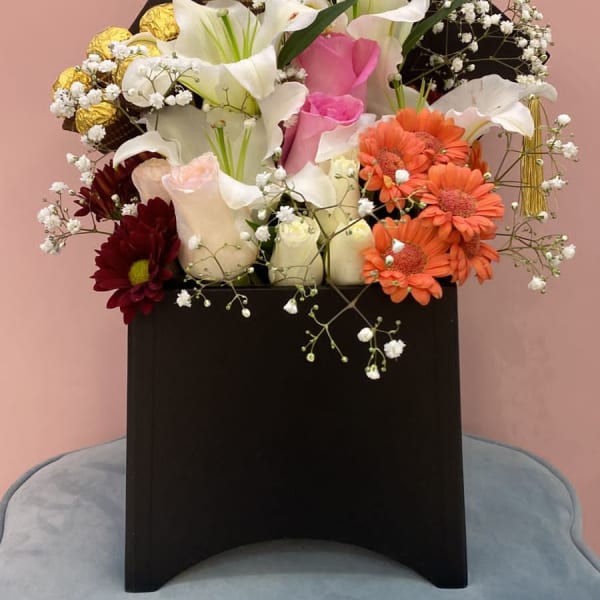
[1,434,599,599]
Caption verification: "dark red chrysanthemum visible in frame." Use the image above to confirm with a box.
[92,197,181,324]
[76,152,160,220]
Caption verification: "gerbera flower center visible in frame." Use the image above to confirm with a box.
[388,243,426,274]
[463,235,481,259]
[376,148,407,178]
[439,189,476,217]
[128,259,151,285]
[414,131,443,155]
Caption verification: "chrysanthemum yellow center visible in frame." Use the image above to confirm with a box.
[376,148,406,178]
[463,235,481,259]
[388,243,426,274]
[439,189,476,217]
[415,131,442,155]
[128,259,150,285]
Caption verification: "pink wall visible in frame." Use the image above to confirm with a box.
[1,0,598,559]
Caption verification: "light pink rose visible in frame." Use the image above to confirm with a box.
[281,92,364,175]
[131,158,172,203]
[295,33,380,105]
[162,153,259,281]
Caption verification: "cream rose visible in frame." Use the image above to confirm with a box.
[327,219,374,285]
[162,153,260,281]
[131,158,172,203]
[269,217,324,286]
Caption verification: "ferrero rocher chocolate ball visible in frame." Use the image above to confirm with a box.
[139,4,180,41]
[114,40,162,86]
[75,101,118,134]
[87,26,132,60]
[52,67,92,95]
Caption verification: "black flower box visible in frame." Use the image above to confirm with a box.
[125,283,467,592]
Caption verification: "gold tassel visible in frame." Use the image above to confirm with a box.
[520,96,547,217]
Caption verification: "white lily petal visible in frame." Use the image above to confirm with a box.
[258,81,308,160]
[519,81,558,102]
[113,131,181,167]
[223,45,277,100]
[255,0,319,48]
[490,102,536,137]
[288,162,336,209]
[173,0,253,64]
[217,169,262,210]
[315,113,376,163]
[348,0,429,44]
[149,105,212,164]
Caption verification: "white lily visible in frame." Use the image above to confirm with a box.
[431,74,558,143]
[346,0,430,117]
[113,81,306,183]
[168,0,318,110]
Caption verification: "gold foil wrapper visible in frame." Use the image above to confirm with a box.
[139,4,180,41]
[87,27,132,60]
[52,67,92,95]
[114,40,162,86]
[75,101,118,134]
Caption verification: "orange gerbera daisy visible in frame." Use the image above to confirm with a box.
[362,216,451,305]
[359,119,429,212]
[448,231,500,285]
[395,107,470,167]
[420,163,504,241]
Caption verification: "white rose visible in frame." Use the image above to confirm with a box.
[327,219,374,285]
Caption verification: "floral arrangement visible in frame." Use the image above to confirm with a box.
[40,0,577,380]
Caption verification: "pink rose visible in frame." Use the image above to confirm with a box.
[295,33,380,105]
[281,92,364,174]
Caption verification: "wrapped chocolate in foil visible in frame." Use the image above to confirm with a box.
[52,67,92,96]
[139,4,180,41]
[75,101,119,134]
[87,27,132,60]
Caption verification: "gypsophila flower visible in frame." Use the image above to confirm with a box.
[561,142,578,160]
[283,298,298,314]
[40,237,61,255]
[80,171,94,186]
[274,166,287,181]
[74,155,92,172]
[121,203,138,217]
[175,90,193,106]
[241,308,251,318]
[275,205,296,224]
[255,225,271,242]
[395,169,410,184]
[358,198,375,217]
[37,205,56,224]
[187,234,202,250]
[527,276,546,292]
[49,182,69,193]
[561,244,576,260]
[365,364,381,380]
[87,124,106,143]
[66,219,82,234]
[149,93,165,110]
[384,339,406,359]
[176,289,193,308]
[357,327,374,342]
[392,239,405,253]
[556,114,571,127]
[537,211,549,222]
[104,84,121,101]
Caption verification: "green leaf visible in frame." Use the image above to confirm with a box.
[277,0,359,69]
[402,0,471,57]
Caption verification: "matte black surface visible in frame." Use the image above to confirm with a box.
[125,285,467,592]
